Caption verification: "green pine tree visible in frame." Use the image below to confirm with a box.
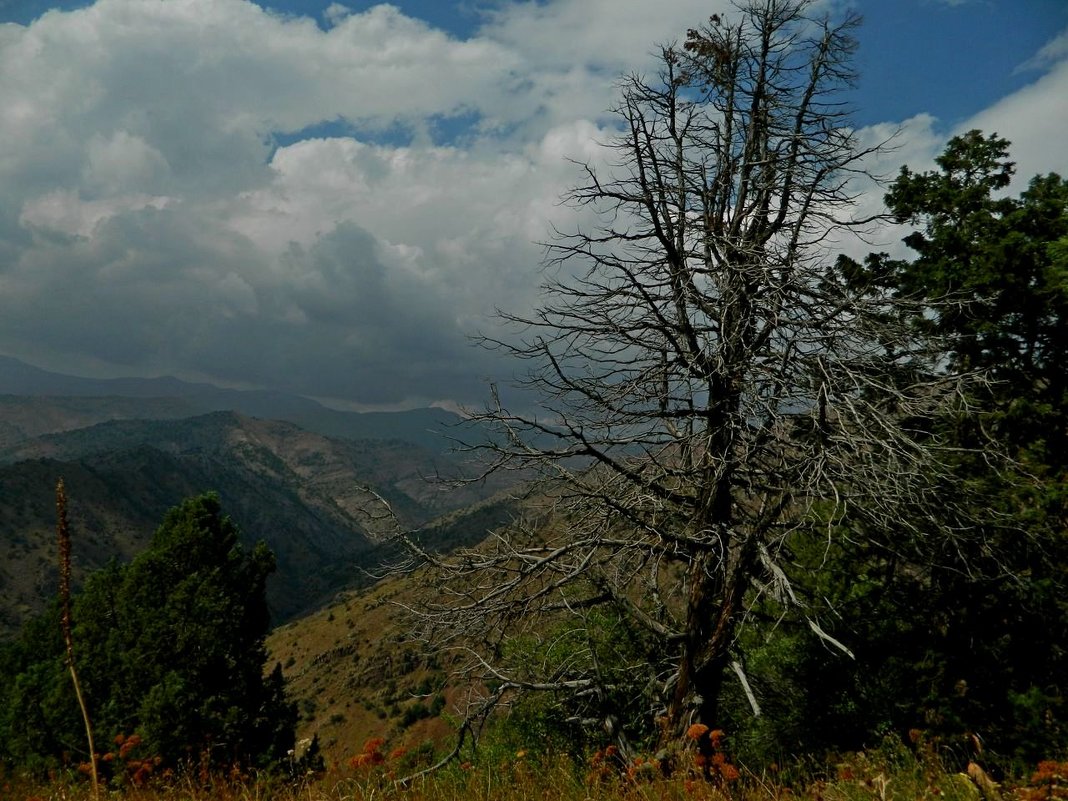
[0,493,296,775]
[737,133,1068,768]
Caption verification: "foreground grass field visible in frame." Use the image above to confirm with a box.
[6,743,1067,801]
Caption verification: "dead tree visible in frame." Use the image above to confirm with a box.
[403,0,978,762]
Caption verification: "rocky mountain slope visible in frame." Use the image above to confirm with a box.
[0,410,513,639]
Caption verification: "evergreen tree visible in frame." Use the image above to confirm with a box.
[873,133,1068,764]
[0,493,295,774]
[742,133,1068,767]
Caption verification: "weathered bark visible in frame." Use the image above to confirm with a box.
[668,548,751,730]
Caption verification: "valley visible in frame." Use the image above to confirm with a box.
[0,358,519,638]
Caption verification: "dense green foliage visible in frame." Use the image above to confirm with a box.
[856,132,1067,762]
[720,133,1068,770]
[0,494,296,775]
[864,130,1068,470]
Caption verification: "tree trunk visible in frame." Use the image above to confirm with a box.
[662,535,756,767]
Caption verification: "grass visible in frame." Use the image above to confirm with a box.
[6,744,1068,801]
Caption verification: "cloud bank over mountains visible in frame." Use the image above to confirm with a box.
[1,0,1065,409]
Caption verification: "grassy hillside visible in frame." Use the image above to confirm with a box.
[5,482,1065,800]
[266,495,521,768]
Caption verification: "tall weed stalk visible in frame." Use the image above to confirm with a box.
[57,478,99,799]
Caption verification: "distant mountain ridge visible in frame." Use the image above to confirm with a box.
[0,410,500,525]
[0,356,519,640]
[0,355,475,452]
[0,358,525,759]
[0,394,201,447]
[0,409,513,639]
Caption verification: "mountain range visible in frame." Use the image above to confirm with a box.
[0,356,517,639]
[0,354,480,453]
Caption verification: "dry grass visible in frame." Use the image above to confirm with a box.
[8,749,1068,801]
[260,570,1066,801]
[266,571,461,770]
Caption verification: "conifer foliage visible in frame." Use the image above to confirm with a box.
[0,493,295,775]
[823,133,1068,764]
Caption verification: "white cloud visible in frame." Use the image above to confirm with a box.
[0,0,1063,408]
[473,0,735,137]
[1015,27,1068,73]
[481,0,728,71]
[323,2,352,28]
[83,130,171,195]
[19,190,173,238]
[960,51,1068,183]
[0,0,565,404]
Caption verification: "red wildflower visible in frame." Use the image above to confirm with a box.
[119,734,142,758]
[362,737,385,755]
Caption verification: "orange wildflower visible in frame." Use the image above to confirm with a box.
[362,737,385,755]
[686,723,710,741]
[119,734,142,758]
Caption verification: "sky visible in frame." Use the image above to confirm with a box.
[0,0,1065,412]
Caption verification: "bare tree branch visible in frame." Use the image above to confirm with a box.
[393,0,986,767]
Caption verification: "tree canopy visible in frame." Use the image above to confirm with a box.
[857,130,1068,467]
[0,493,295,775]
[810,131,1068,766]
